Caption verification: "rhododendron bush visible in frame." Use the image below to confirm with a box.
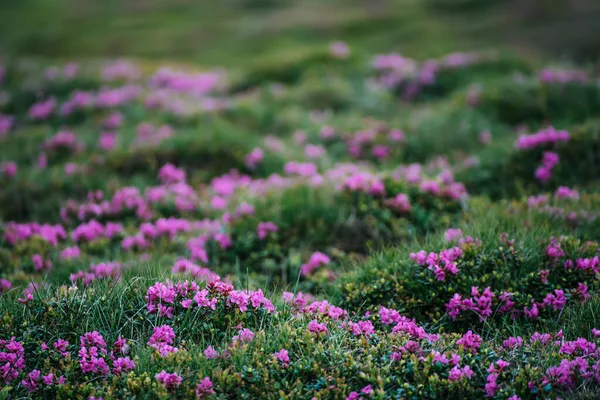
[2,37,600,399]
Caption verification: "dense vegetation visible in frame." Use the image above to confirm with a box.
[2,3,600,398]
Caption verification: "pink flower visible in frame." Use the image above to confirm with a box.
[210,196,227,210]
[78,331,109,375]
[53,339,70,357]
[389,129,405,142]
[245,148,264,168]
[542,289,567,311]
[148,325,178,357]
[307,320,328,335]
[2,161,16,178]
[257,222,278,239]
[535,166,552,182]
[42,373,54,385]
[196,377,215,398]
[300,251,331,276]
[273,349,290,366]
[372,144,390,159]
[330,41,350,59]
[195,289,218,310]
[159,164,186,184]
[542,151,560,168]
[0,337,26,382]
[61,246,81,260]
[546,241,565,258]
[524,303,539,320]
[204,345,219,359]
[385,193,411,213]
[284,161,317,177]
[29,97,56,120]
[21,369,41,392]
[103,111,123,129]
[320,126,336,140]
[232,328,254,345]
[555,186,579,200]
[479,130,492,145]
[37,153,48,169]
[485,372,499,397]
[515,126,569,150]
[32,254,52,272]
[444,228,463,242]
[112,356,135,375]
[98,132,117,151]
[155,370,182,390]
[456,330,482,352]
[448,365,474,382]
[305,144,326,159]
[347,320,375,336]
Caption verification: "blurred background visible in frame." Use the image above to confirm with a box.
[1,0,600,67]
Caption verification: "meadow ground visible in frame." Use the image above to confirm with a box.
[1,1,600,399]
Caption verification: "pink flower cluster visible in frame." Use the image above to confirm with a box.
[145,279,274,319]
[341,172,385,196]
[515,126,569,150]
[538,67,589,84]
[232,328,255,345]
[70,262,123,285]
[444,228,463,242]
[456,330,483,352]
[103,60,141,81]
[32,254,52,272]
[43,131,84,154]
[196,377,215,398]
[300,251,331,276]
[0,113,14,137]
[379,307,432,340]
[257,221,278,239]
[3,222,66,246]
[60,246,81,260]
[273,349,290,367]
[149,68,221,97]
[446,287,497,320]
[244,148,264,169]
[307,320,328,335]
[78,331,109,375]
[410,246,463,281]
[384,193,411,213]
[1,161,16,178]
[347,320,375,336]
[159,163,186,184]
[346,385,373,400]
[534,151,559,182]
[29,98,56,120]
[0,337,25,383]
[284,161,318,177]
[21,370,66,392]
[148,325,179,357]
[448,365,474,382]
[555,186,580,200]
[283,293,348,321]
[171,259,217,281]
[330,41,350,59]
[155,370,182,390]
[71,220,123,242]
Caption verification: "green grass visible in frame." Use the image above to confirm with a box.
[2,0,600,68]
[2,1,600,398]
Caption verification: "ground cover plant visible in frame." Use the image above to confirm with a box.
[2,2,600,399]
